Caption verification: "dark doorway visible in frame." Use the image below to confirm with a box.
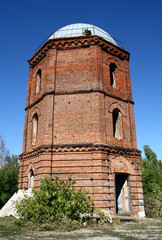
[115,173,131,214]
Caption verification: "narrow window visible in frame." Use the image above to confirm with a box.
[28,169,34,189]
[33,113,38,142]
[36,69,41,93]
[110,63,116,87]
[113,108,121,139]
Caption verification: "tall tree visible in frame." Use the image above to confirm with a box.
[141,145,162,219]
[0,151,19,208]
[141,145,162,194]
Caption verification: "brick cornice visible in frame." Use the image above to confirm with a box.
[28,36,130,68]
[19,143,141,160]
[25,89,134,111]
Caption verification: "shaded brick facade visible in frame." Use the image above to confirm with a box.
[19,34,145,217]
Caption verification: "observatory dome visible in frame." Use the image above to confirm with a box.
[49,23,117,46]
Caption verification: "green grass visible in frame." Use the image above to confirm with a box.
[114,219,162,240]
[0,217,161,240]
[0,217,22,237]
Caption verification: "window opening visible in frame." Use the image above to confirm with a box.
[113,109,121,139]
[36,69,41,93]
[33,113,38,142]
[110,63,116,87]
[28,169,34,189]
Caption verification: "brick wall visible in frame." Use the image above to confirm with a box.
[19,36,144,217]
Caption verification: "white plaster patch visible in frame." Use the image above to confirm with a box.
[0,189,33,218]
[138,211,146,218]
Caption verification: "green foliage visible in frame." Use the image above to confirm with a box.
[14,217,81,231]
[144,185,162,219]
[141,145,162,194]
[141,145,162,219]
[95,209,112,225]
[16,177,94,224]
[0,216,162,239]
[0,154,19,208]
[83,29,92,36]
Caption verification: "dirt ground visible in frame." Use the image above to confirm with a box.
[18,219,162,240]
[0,218,161,240]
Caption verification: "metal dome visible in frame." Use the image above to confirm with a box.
[48,23,117,46]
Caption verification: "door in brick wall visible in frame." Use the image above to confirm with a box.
[115,174,131,214]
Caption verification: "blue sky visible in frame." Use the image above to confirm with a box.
[0,0,161,160]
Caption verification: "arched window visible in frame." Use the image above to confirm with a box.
[112,108,122,139]
[110,63,116,87]
[28,169,34,189]
[33,113,38,142]
[36,69,41,93]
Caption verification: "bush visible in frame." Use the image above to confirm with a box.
[144,185,162,219]
[16,177,94,225]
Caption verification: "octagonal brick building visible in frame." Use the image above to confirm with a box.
[18,23,145,217]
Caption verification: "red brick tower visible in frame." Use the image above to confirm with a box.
[19,23,145,217]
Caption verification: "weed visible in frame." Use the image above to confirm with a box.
[0,217,161,240]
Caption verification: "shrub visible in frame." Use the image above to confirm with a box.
[16,177,94,224]
[144,185,162,219]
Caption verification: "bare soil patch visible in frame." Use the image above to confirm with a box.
[0,218,161,240]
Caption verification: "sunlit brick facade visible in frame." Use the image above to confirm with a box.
[19,24,145,217]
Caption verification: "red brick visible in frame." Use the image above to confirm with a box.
[19,35,144,217]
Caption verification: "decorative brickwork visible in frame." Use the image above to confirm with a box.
[19,32,145,217]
